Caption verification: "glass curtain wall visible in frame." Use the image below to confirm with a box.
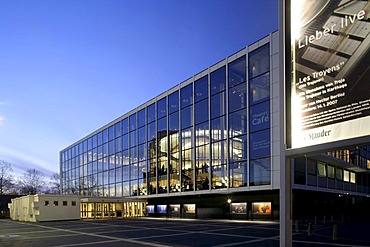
[181,84,194,191]
[248,44,271,186]
[195,75,210,191]
[61,42,273,196]
[168,91,180,192]
[228,56,248,187]
[210,66,227,189]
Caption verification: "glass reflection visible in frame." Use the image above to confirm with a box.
[228,56,246,88]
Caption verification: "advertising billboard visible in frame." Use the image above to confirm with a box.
[230,202,247,214]
[252,202,271,215]
[289,0,370,148]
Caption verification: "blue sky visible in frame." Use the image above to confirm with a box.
[0,0,278,177]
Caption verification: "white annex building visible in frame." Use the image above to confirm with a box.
[8,194,81,222]
[8,194,147,222]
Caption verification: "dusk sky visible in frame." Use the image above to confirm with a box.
[0,0,278,178]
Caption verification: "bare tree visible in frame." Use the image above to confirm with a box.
[0,160,14,195]
[19,168,46,195]
[48,172,61,194]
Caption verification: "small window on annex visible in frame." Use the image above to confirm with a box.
[344,170,350,182]
[350,172,356,184]
[318,162,326,177]
[336,167,343,180]
[327,165,335,179]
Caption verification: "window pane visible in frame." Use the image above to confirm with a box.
[229,161,247,187]
[147,103,155,123]
[181,128,192,151]
[195,99,208,124]
[294,157,306,185]
[336,167,343,180]
[147,122,156,142]
[211,92,226,119]
[181,84,193,108]
[350,172,356,183]
[157,117,167,142]
[250,158,271,186]
[115,122,121,137]
[249,44,270,79]
[318,162,326,177]
[157,97,167,119]
[307,159,317,175]
[250,129,270,159]
[181,106,192,129]
[229,83,247,112]
[95,133,100,147]
[130,130,136,148]
[169,112,179,131]
[122,134,128,150]
[344,170,350,182]
[228,56,246,88]
[138,144,146,162]
[138,126,146,144]
[229,135,247,163]
[327,165,335,178]
[122,118,128,135]
[210,66,226,95]
[138,109,146,127]
[211,140,227,189]
[129,113,136,131]
[250,101,270,132]
[195,121,209,146]
[181,147,194,192]
[229,109,247,137]
[211,164,227,189]
[157,117,167,132]
[194,76,208,102]
[195,144,210,191]
[250,73,270,105]
[211,116,227,141]
[168,91,179,114]
[108,126,115,141]
[103,129,108,144]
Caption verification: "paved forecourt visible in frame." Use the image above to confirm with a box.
[0,218,369,247]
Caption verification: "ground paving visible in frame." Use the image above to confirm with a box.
[1,218,369,247]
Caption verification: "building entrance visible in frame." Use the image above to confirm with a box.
[80,199,147,219]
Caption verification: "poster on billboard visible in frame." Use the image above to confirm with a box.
[252,202,272,215]
[230,202,247,214]
[289,0,370,148]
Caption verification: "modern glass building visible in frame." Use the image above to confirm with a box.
[61,25,370,220]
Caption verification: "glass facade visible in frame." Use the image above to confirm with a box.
[61,41,273,197]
